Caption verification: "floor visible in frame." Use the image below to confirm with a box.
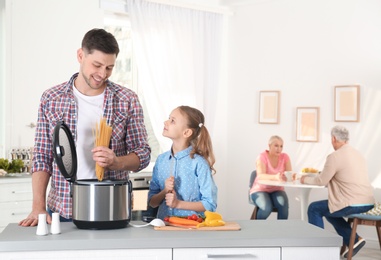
[346,241,380,259]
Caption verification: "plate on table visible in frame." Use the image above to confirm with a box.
[300,168,319,177]
[300,172,319,177]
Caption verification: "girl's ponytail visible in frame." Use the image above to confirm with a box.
[177,106,216,174]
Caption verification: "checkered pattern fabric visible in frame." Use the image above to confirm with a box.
[364,202,381,216]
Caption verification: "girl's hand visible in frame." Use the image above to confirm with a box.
[165,176,175,193]
[165,190,178,208]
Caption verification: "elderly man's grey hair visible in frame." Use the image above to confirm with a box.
[331,125,349,142]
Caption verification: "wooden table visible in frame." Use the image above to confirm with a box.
[257,179,325,221]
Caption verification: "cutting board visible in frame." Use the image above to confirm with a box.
[154,221,241,231]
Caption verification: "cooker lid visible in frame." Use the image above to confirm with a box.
[53,121,77,182]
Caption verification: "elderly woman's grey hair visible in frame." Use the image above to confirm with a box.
[331,125,349,142]
[268,135,283,145]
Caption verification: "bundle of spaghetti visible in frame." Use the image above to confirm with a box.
[93,117,112,181]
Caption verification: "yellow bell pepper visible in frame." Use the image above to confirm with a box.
[197,211,226,228]
[205,211,222,219]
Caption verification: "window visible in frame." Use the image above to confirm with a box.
[104,14,160,162]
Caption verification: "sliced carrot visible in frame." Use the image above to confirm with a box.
[168,216,199,226]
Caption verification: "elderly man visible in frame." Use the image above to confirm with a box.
[301,125,374,258]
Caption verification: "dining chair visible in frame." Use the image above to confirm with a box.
[344,202,381,260]
[248,170,277,220]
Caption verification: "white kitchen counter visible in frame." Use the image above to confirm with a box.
[0,220,342,259]
[0,173,31,183]
[0,174,32,232]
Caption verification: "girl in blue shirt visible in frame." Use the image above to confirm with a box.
[148,106,218,220]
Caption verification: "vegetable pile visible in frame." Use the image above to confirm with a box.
[164,211,226,228]
[196,211,225,228]
[0,158,24,173]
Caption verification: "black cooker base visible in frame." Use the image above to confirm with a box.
[73,219,129,230]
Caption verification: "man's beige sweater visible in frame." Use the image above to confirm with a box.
[304,144,374,213]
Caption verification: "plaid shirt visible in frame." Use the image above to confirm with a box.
[32,73,151,219]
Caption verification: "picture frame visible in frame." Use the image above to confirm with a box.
[334,85,360,122]
[296,107,320,142]
[259,91,280,124]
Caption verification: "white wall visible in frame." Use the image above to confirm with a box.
[2,0,104,155]
[224,0,381,241]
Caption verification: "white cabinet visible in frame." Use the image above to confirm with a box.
[0,247,340,260]
[0,249,172,260]
[0,176,32,232]
[173,247,340,260]
[282,247,339,260]
[173,248,280,260]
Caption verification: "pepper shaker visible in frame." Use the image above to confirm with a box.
[36,214,49,236]
[50,212,61,234]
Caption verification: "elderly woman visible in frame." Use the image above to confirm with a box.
[301,125,374,258]
[249,135,292,219]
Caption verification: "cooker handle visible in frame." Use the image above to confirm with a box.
[128,180,132,194]
[69,182,73,198]
[127,180,132,220]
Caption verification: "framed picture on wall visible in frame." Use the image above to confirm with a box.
[296,107,320,142]
[334,85,360,122]
[259,91,280,124]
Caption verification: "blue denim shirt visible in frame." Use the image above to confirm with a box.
[148,146,217,219]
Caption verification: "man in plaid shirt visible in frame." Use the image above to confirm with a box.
[19,28,151,226]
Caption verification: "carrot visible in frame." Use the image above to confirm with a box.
[168,216,199,226]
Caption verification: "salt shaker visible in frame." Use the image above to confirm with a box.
[50,212,61,234]
[36,214,49,236]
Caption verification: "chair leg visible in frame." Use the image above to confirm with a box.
[250,206,258,220]
[340,243,346,256]
[376,223,381,250]
[347,218,359,260]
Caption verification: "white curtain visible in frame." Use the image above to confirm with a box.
[126,0,224,152]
